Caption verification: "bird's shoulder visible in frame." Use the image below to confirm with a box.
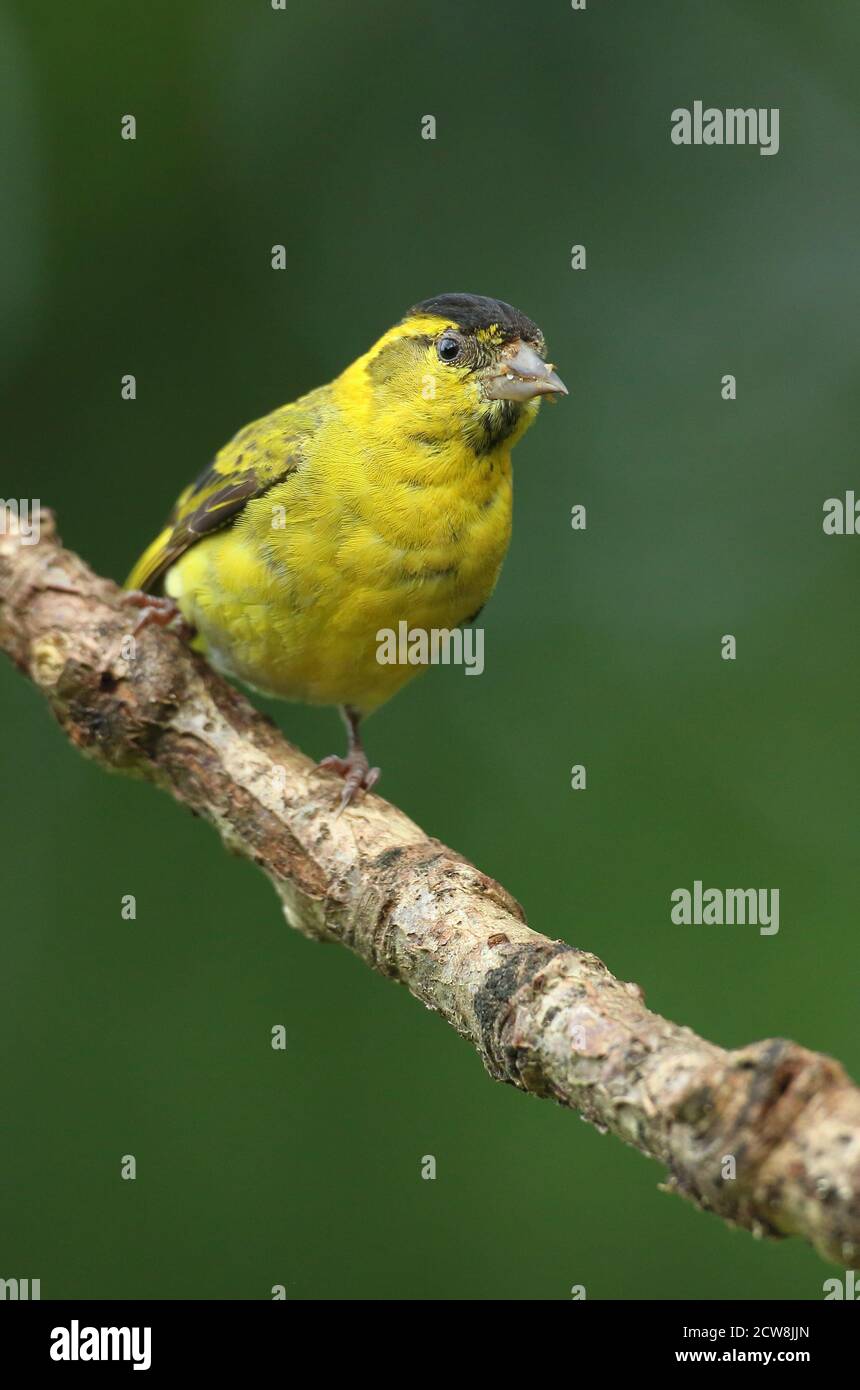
[126,385,331,592]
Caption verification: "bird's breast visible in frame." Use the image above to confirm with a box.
[168,438,514,711]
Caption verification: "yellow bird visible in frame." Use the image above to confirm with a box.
[126,293,566,806]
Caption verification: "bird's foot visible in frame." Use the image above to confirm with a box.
[122,591,194,640]
[317,749,380,814]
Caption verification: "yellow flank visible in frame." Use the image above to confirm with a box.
[127,297,559,718]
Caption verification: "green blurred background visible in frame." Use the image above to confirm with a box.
[2,0,858,1300]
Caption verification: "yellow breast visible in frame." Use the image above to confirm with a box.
[165,395,514,713]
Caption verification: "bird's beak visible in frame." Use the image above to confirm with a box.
[483,341,568,402]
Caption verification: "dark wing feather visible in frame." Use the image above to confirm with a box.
[124,395,323,592]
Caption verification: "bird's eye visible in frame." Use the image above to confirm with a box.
[437,334,462,363]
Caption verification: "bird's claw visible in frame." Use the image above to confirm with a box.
[317,752,380,815]
[122,590,194,640]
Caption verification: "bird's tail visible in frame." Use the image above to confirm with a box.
[124,525,174,592]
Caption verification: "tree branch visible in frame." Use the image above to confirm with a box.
[2,509,858,1269]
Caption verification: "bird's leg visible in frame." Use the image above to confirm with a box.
[318,705,380,811]
[122,591,195,640]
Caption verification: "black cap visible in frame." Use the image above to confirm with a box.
[407,293,542,344]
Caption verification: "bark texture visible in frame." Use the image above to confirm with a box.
[1,509,858,1267]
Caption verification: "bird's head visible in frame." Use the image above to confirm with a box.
[347,293,567,455]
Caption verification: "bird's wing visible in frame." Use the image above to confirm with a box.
[125,398,320,593]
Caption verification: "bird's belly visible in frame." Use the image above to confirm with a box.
[165,511,508,713]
